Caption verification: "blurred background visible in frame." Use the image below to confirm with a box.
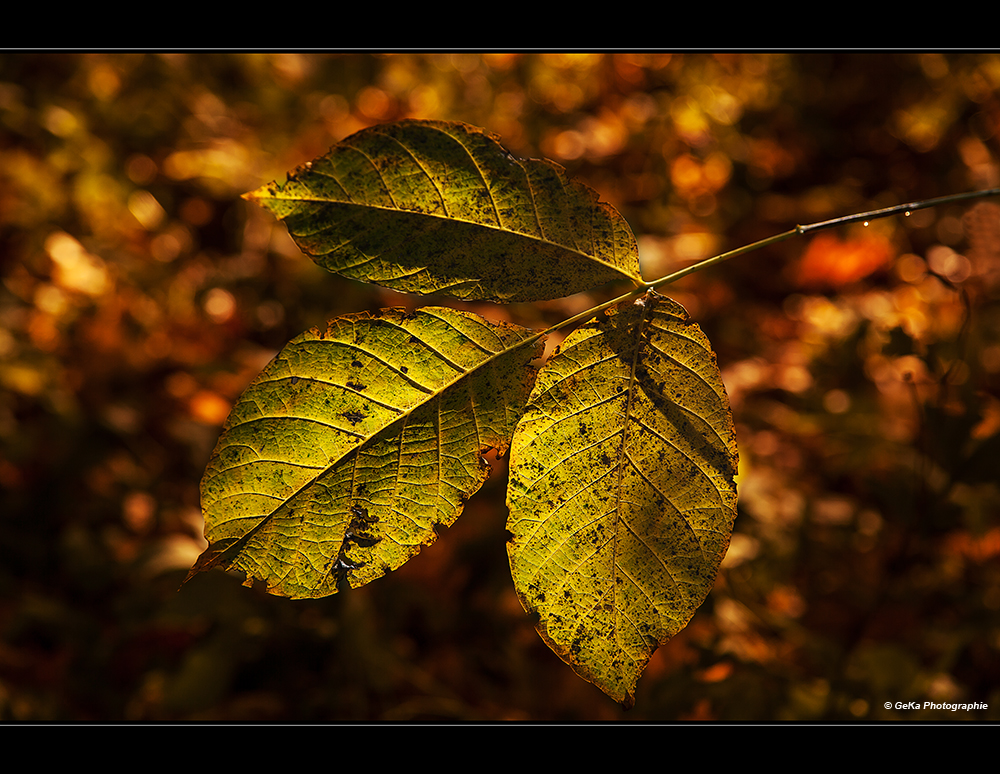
[1,51,999,721]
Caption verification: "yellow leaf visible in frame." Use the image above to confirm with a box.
[506,291,738,707]
[189,307,544,599]
[244,120,642,303]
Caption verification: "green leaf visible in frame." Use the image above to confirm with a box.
[505,291,739,707]
[245,120,642,303]
[188,307,545,599]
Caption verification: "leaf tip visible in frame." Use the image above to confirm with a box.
[178,546,217,590]
[242,184,267,202]
[180,536,241,590]
[242,180,283,207]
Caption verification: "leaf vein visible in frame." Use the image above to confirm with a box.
[368,127,449,216]
[420,123,501,226]
[339,142,398,209]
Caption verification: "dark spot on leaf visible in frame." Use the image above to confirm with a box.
[349,502,377,527]
[341,410,366,425]
[344,503,379,547]
[346,381,365,391]
[344,528,378,548]
[334,555,364,572]
[351,359,362,368]
[332,554,365,592]
[400,365,408,374]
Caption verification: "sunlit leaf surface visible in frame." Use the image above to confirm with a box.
[506,291,739,706]
[190,307,545,598]
[245,120,642,302]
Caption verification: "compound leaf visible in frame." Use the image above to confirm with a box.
[505,291,738,707]
[188,307,545,599]
[245,120,642,303]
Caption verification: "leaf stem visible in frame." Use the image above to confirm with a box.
[534,186,1000,343]
[644,186,1000,292]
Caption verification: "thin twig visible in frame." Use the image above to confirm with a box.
[645,187,1000,293]
[534,187,1000,344]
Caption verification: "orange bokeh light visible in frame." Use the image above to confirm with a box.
[797,232,895,289]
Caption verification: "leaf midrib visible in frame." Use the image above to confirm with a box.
[215,312,545,576]
[253,192,640,284]
[609,299,652,660]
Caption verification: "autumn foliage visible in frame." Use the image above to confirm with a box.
[1,52,999,721]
